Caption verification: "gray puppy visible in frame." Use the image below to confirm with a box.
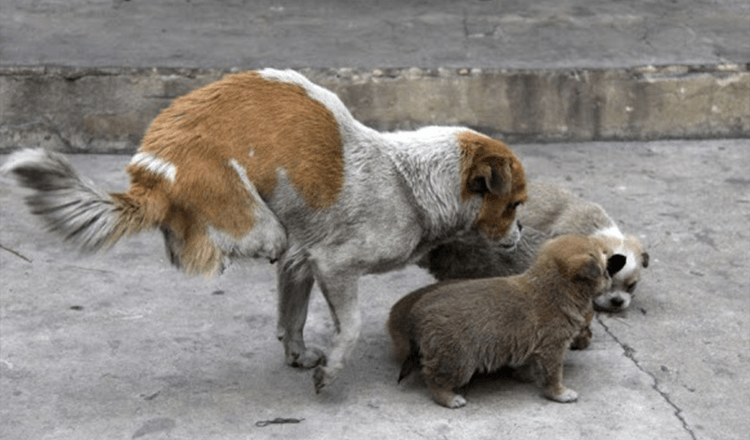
[420,181,649,312]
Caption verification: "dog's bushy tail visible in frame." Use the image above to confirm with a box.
[2,148,162,252]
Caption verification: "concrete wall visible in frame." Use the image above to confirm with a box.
[1,64,748,153]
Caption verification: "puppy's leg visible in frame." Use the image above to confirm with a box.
[512,361,541,384]
[277,258,325,369]
[570,326,592,350]
[538,349,578,403]
[312,272,360,392]
[426,378,467,409]
[570,307,594,350]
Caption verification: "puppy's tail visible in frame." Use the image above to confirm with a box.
[2,149,164,252]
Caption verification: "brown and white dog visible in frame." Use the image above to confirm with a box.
[421,181,648,312]
[1,69,527,392]
[389,235,626,408]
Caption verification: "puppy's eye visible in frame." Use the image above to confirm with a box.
[507,201,522,212]
[626,281,638,293]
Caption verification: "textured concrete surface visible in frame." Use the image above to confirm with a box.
[2,65,748,153]
[1,142,749,440]
[1,0,749,150]
[2,0,748,69]
[1,1,749,439]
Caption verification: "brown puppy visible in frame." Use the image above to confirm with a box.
[388,235,625,408]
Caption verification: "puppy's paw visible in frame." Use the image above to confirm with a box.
[569,334,591,350]
[313,365,340,393]
[286,347,326,369]
[545,387,578,403]
[429,386,467,409]
[447,395,467,409]
[570,326,592,350]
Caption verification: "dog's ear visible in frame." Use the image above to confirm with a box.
[467,156,512,196]
[641,251,650,268]
[572,254,603,281]
[607,254,627,276]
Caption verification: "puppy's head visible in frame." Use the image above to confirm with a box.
[594,235,649,312]
[457,132,527,248]
[542,235,622,298]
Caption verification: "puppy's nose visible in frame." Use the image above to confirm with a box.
[610,297,625,308]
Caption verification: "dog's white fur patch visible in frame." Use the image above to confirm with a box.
[595,225,638,279]
[129,152,177,183]
[258,68,359,131]
[595,224,625,240]
[208,159,287,260]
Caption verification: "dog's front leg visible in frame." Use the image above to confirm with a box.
[538,348,578,403]
[277,260,325,368]
[312,273,361,393]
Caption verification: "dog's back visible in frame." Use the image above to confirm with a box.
[418,227,548,281]
[519,182,614,237]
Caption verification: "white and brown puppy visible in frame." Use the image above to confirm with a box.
[389,235,626,408]
[1,69,527,392]
[421,181,648,312]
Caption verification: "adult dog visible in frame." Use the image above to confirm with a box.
[2,69,527,392]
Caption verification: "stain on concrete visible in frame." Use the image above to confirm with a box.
[132,418,176,439]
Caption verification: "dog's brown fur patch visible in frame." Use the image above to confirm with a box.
[388,235,615,408]
[123,72,344,274]
[457,132,527,239]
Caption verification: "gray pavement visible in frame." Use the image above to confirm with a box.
[1,0,749,151]
[2,142,749,440]
[1,1,750,439]
[2,0,748,69]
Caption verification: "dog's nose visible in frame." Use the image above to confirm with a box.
[610,297,625,308]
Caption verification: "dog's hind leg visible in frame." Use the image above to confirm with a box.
[312,272,361,392]
[277,256,325,369]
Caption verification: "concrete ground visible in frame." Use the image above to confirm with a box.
[1,143,748,440]
[2,0,749,151]
[1,0,749,439]
[3,0,748,69]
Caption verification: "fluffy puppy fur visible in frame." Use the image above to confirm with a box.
[389,235,626,408]
[2,69,527,392]
[420,181,649,312]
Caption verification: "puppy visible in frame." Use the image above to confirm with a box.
[1,69,527,392]
[421,181,649,312]
[389,235,626,408]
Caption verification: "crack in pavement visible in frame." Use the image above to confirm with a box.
[596,315,697,440]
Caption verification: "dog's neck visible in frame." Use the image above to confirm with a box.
[378,127,481,241]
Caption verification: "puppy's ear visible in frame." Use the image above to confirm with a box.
[607,254,627,276]
[467,156,512,196]
[641,251,650,268]
[572,254,603,281]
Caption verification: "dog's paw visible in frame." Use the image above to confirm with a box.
[569,334,591,350]
[286,347,326,369]
[546,387,578,403]
[447,395,467,409]
[313,365,337,393]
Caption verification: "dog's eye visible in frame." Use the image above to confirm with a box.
[508,201,522,211]
[626,281,638,293]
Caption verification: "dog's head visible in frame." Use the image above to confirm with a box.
[542,235,626,299]
[594,235,649,312]
[457,132,527,248]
